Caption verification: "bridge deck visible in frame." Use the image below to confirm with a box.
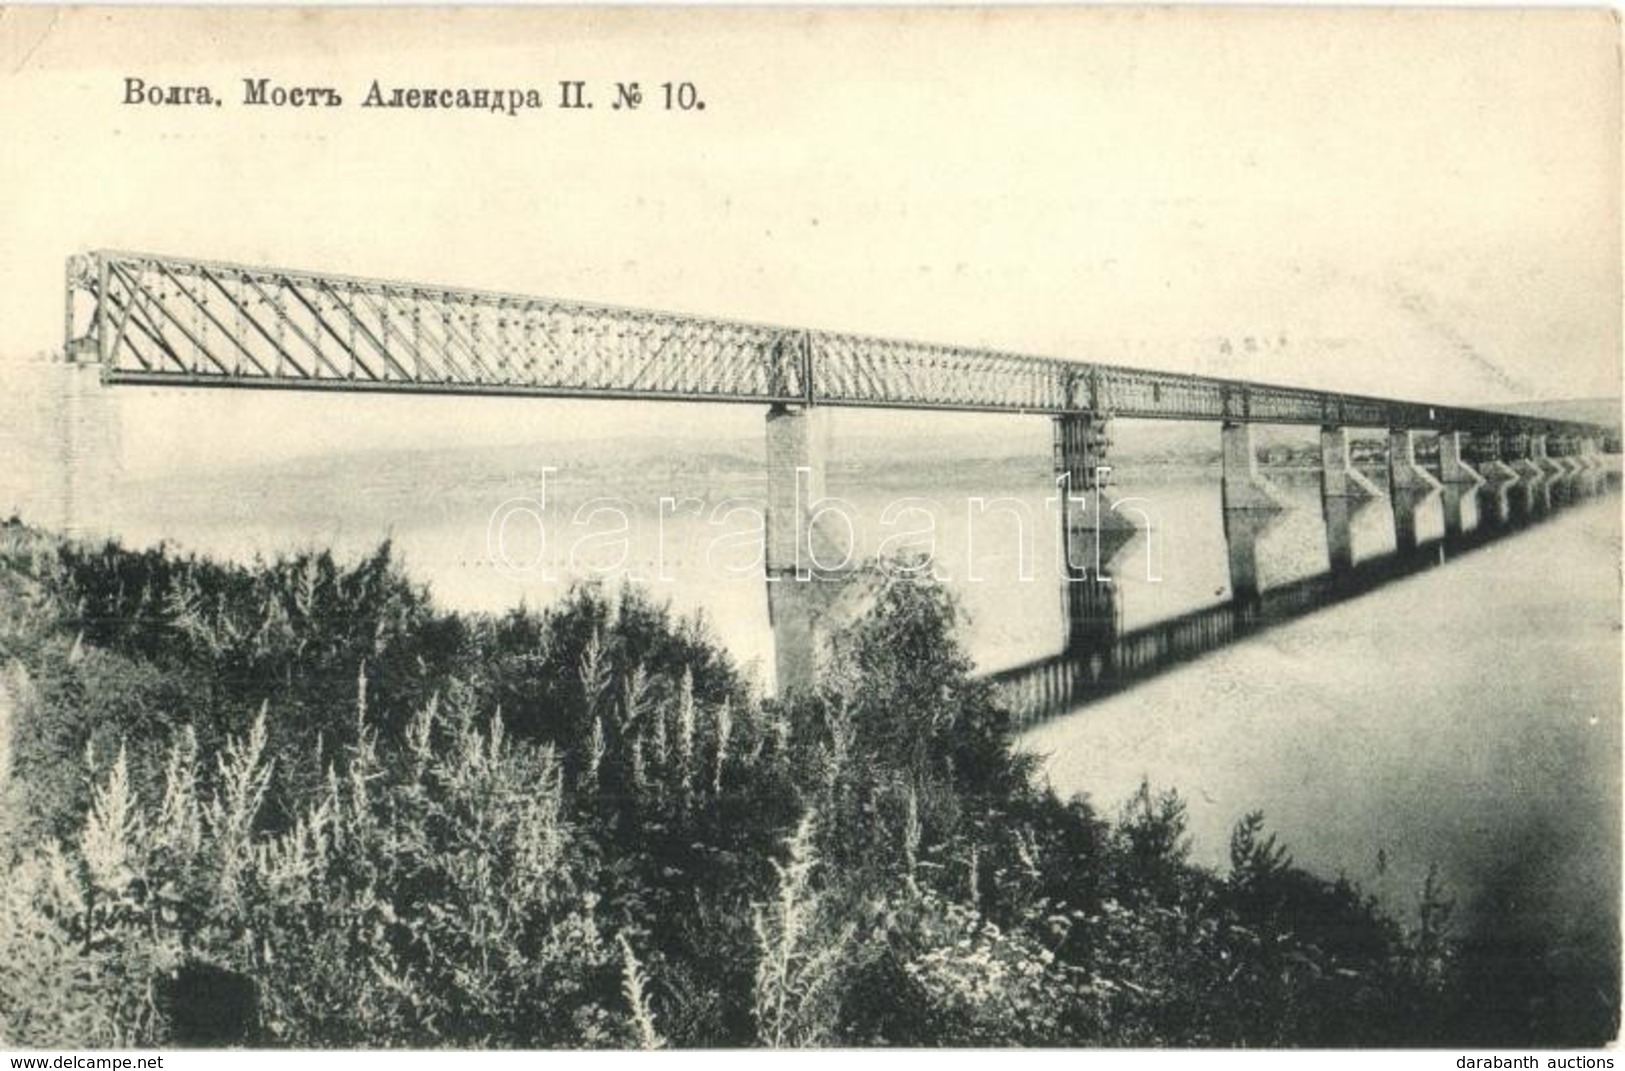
[66,251,1608,438]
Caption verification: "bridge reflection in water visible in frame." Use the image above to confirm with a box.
[991,469,1620,730]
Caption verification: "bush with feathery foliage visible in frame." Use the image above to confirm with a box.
[0,528,1481,1047]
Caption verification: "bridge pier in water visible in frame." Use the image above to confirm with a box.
[1440,483,1471,540]
[1507,432,1540,480]
[1528,435,1561,513]
[764,403,835,697]
[1552,436,1598,497]
[1577,437,1608,490]
[1436,431,1484,486]
[1221,421,1288,510]
[1219,421,1286,603]
[1388,429,1441,553]
[1565,437,1595,480]
[1583,437,1607,472]
[1504,433,1544,518]
[1579,439,1603,487]
[1054,413,1133,654]
[1532,435,1565,482]
[30,355,125,539]
[1546,437,1577,501]
[1474,432,1521,487]
[1223,507,1280,604]
[1433,431,1483,539]
[1387,429,1441,493]
[1469,434,1516,527]
[1319,425,1381,572]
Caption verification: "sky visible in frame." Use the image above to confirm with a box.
[0,7,1619,475]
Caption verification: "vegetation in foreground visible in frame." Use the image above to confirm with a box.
[0,522,1591,1047]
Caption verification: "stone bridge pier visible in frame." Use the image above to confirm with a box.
[1507,432,1541,482]
[1505,434,1551,516]
[1577,437,1608,490]
[1319,425,1381,572]
[1388,429,1442,553]
[764,404,864,697]
[1527,435,1560,513]
[1054,413,1135,653]
[1468,433,1515,527]
[1219,421,1287,603]
[1548,436,1597,497]
[0,355,122,538]
[1532,435,1566,481]
[61,357,124,538]
[1474,432,1520,487]
[1436,431,1484,486]
[1434,431,1483,539]
[1546,437,1576,501]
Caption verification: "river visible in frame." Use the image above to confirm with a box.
[1022,489,1621,1043]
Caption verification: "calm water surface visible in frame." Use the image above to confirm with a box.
[115,452,1420,679]
[1023,492,1621,1039]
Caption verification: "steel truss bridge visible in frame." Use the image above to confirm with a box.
[65,251,1612,441]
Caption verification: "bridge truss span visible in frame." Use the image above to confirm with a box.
[65,250,1608,439]
[66,251,814,405]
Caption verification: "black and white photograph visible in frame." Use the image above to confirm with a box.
[0,5,1619,1056]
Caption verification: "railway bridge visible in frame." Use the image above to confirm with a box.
[48,251,1622,704]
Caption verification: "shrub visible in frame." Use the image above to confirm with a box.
[0,531,1480,1047]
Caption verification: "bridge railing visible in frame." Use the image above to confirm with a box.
[66,250,1612,439]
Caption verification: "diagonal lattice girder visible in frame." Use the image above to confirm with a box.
[64,250,1611,441]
